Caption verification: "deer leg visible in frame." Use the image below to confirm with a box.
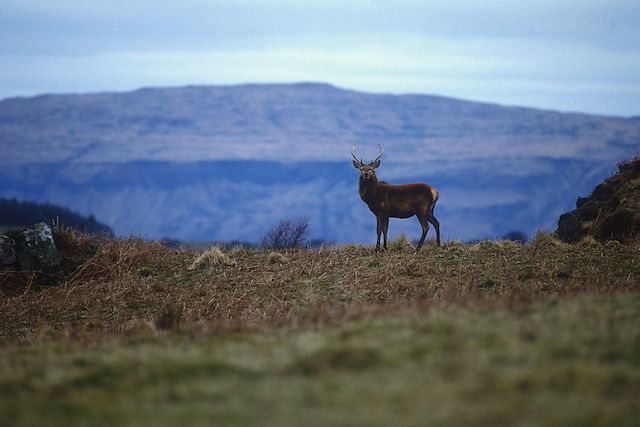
[428,208,441,247]
[415,212,430,254]
[375,216,382,252]
[382,216,389,252]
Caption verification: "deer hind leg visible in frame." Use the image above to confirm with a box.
[428,204,441,246]
[415,211,430,254]
[382,216,389,252]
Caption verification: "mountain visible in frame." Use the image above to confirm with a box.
[0,83,638,243]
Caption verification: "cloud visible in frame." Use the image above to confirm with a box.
[2,33,639,115]
[1,1,639,115]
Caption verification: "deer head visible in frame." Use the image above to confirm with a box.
[352,144,384,181]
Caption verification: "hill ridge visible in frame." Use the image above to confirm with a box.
[0,83,638,242]
[1,83,637,165]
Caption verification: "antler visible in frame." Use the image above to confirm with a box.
[372,144,384,164]
[351,144,363,165]
[352,144,384,165]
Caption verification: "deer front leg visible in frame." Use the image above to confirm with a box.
[375,215,382,252]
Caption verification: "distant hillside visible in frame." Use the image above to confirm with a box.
[556,156,640,243]
[0,83,638,242]
[0,198,112,235]
[1,83,638,164]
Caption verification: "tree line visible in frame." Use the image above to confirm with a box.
[0,198,113,235]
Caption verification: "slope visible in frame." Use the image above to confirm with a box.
[557,156,640,243]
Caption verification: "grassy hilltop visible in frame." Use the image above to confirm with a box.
[1,157,640,426]
[1,232,639,425]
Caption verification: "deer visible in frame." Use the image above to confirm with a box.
[352,144,440,254]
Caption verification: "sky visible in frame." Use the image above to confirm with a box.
[1,0,639,116]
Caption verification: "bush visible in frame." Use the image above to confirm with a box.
[262,217,310,249]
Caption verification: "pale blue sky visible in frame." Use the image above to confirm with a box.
[1,0,639,116]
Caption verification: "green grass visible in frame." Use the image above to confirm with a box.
[1,293,639,426]
[1,232,639,425]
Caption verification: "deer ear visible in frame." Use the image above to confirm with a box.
[370,159,381,169]
[353,160,362,169]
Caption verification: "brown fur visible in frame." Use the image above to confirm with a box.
[354,159,440,253]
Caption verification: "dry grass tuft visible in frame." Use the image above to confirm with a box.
[188,247,235,270]
[267,252,289,264]
[388,233,414,252]
[578,235,600,247]
[530,231,566,249]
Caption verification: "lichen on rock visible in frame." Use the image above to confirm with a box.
[11,222,62,272]
[0,222,62,273]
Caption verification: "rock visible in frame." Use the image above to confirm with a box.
[556,156,640,243]
[0,235,16,266]
[556,211,581,243]
[13,222,62,273]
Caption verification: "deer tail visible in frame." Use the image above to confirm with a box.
[430,187,439,205]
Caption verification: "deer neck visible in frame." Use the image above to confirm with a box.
[359,175,379,203]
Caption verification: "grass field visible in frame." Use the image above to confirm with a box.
[1,232,640,425]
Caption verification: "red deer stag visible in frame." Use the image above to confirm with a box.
[352,144,440,253]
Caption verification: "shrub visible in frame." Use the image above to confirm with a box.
[262,217,310,249]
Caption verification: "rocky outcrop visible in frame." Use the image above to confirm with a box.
[556,157,640,243]
[0,235,16,266]
[0,222,61,273]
